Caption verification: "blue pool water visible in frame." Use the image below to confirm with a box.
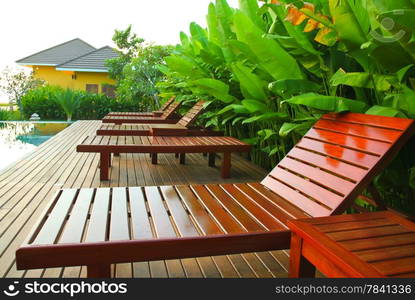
[0,122,70,170]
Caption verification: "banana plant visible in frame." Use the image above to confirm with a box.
[154,0,415,211]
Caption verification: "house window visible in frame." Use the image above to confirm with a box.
[86,84,98,94]
[102,84,116,98]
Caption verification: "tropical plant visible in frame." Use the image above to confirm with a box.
[106,26,173,111]
[53,89,82,121]
[156,0,415,213]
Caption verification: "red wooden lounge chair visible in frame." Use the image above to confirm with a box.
[106,96,176,117]
[15,113,415,278]
[102,100,182,124]
[97,100,221,137]
[77,135,251,180]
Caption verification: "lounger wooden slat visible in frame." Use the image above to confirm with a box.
[107,97,176,117]
[269,167,344,210]
[218,184,286,231]
[306,128,390,155]
[59,189,94,244]
[16,113,415,277]
[297,138,379,169]
[246,183,309,220]
[85,188,111,243]
[145,186,177,238]
[32,189,78,245]
[98,100,221,137]
[129,187,153,239]
[159,186,200,237]
[322,112,413,130]
[174,185,223,235]
[157,186,221,277]
[287,147,367,182]
[102,101,182,124]
[110,188,130,241]
[314,119,402,143]
[190,185,245,234]
[205,184,266,232]
[278,157,355,196]
[234,183,303,224]
[261,176,333,217]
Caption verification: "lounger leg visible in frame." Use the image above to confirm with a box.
[151,153,158,164]
[87,264,111,278]
[221,152,231,178]
[208,153,216,167]
[100,152,110,181]
[289,233,316,278]
[179,153,186,164]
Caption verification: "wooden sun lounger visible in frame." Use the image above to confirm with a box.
[106,96,176,117]
[102,100,182,124]
[98,100,221,136]
[77,135,252,180]
[16,113,415,278]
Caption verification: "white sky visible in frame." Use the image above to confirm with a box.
[0,0,239,102]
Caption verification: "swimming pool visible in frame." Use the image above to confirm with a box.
[0,122,71,171]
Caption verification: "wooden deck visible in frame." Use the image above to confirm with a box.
[0,120,290,278]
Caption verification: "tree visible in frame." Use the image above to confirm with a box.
[116,45,173,109]
[0,67,44,112]
[106,26,173,110]
[106,25,145,82]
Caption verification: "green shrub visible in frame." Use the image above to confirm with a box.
[21,86,65,120]
[0,110,11,121]
[0,109,23,121]
[76,93,137,119]
[21,85,138,120]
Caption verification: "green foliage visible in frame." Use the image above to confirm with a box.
[0,109,16,121]
[156,0,415,213]
[21,86,137,120]
[106,26,173,111]
[53,89,81,121]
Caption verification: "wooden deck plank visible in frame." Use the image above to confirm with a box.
[0,120,291,278]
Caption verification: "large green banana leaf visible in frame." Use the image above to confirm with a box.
[231,62,267,100]
[284,93,367,112]
[190,78,236,103]
[238,0,266,31]
[233,11,304,81]
[330,69,396,91]
[165,56,208,79]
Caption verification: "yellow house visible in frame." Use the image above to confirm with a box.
[16,38,118,97]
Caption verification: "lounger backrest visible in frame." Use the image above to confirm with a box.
[177,100,206,128]
[161,100,182,119]
[160,96,176,111]
[261,113,415,218]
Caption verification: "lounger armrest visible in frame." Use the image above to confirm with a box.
[150,127,188,136]
[152,111,164,117]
